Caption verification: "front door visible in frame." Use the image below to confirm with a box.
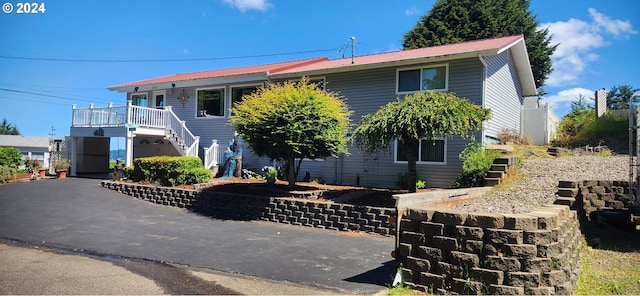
[152,91,165,109]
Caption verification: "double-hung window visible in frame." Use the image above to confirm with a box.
[196,88,225,117]
[397,64,448,93]
[395,138,446,164]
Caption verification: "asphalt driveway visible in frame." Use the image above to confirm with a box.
[0,177,395,293]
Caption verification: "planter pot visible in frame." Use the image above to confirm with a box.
[38,168,47,178]
[56,170,67,179]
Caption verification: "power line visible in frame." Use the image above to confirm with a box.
[0,47,341,63]
[0,88,112,105]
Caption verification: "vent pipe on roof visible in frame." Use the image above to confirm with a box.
[351,36,355,64]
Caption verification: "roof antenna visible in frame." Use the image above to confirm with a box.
[350,36,355,64]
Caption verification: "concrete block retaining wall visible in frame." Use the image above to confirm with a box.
[101,181,395,236]
[555,180,639,228]
[396,205,581,295]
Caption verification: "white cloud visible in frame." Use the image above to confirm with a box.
[539,9,637,87]
[222,0,272,12]
[589,8,638,36]
[543,87,594,111]
[405,6,420,16]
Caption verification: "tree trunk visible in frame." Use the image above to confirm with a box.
[288,155,296,188]
[405,140,419,193]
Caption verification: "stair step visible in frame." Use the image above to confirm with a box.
[485,171,504,179]
[557,188,579,198]
[490,164,509,172]
[493,157,516,166]
[485,178,501,186]
[554,197,576,207]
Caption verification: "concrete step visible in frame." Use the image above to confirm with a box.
[558,180,578,189]
[554,197,576,207]
[485,178,501,186]
[557,188,579,198]
[493,156,518,166]
[486,171,505,179]
[490,164,509,172]
[547,147,561,157]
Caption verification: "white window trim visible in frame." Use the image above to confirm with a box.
[195,87,226,119]
[396,63,449,95]
[152,90,166,109]
[393,138,447,165]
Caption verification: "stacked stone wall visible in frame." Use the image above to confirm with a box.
[396,205,581,295]
[101,181,395,236]
[556,180,639,228]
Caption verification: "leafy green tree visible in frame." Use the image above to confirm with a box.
[607,84,640,110]
[352,91,491,192]
[0,147,23,168]
[230,78,352,187]
[402,0,556,89]
[0,118,20,135]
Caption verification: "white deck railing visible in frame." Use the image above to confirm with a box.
[72,104,127,127]
[71,103,203,158]
[203,139,219,169]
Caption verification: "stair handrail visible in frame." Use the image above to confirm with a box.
[203,139,219,169]
[164,106,199,157]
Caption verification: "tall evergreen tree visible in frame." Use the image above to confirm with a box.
[0,118,20,135]
[402,0,557,89]
[606,84,640,110]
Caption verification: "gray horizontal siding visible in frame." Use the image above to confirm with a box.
[128,56,499,188]
[483,50,523,140]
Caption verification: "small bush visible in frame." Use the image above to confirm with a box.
[0,147,22,168]
[262,166,277,184]
[396,173,427,190]
[498,129,531,145]
[454,139,503,188]
[127,156,211,186]
[0,165,17,183]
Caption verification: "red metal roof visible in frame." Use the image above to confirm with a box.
[271,35,525,75]
[110,35,527,90]
[109,57,329,89]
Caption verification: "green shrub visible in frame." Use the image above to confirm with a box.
[557,108,595,142]
[127,156,211,186]
[0,147,22,168]
[396,173,427,190]
[0,165,17,183]
[454,139,503,188]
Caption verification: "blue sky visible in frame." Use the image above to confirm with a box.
[1,0,638,138]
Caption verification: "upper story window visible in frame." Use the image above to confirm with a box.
[197,88,225,117]
[397,64,448,93]
[394,138,446,164]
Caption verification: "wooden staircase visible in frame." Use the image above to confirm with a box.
[484,156,518,186]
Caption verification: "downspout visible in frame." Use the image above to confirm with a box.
[478,54,488,143]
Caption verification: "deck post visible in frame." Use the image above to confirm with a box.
[69,137,77,177]
[126,130,134,167]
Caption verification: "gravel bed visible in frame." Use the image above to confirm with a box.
[454,154,630,214]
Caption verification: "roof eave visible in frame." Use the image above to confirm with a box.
[509,38,537,96]
[108,72,270,93]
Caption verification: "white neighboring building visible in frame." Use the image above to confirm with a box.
[521,97,559,145]
[0,135,54,170]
